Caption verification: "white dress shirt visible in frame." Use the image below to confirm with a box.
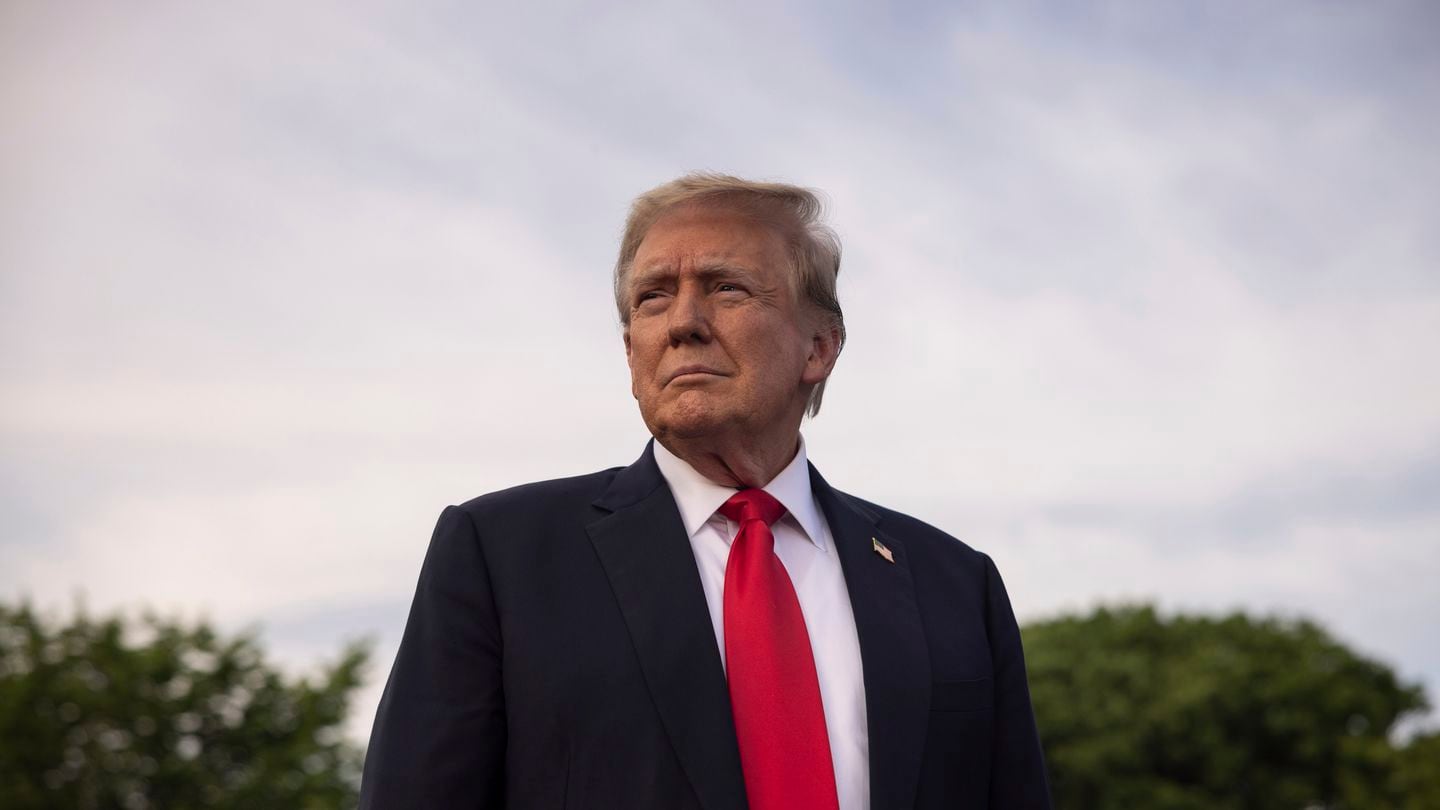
[653,438,870,810]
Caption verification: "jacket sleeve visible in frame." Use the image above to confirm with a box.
[983,553,1053,809]
[359,506,506,808]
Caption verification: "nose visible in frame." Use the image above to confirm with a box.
[667,285,712,345]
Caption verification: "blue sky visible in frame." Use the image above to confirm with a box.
[3,0,1438,740]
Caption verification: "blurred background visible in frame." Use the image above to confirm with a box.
[3,1,1438,807]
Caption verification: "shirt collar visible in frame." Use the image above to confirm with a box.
[653,436,827,552]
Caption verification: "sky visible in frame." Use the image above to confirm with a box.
[3,0,1438,742]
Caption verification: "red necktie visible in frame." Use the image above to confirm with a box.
[721,489,839,810]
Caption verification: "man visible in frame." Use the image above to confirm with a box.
[359,174,1052,809]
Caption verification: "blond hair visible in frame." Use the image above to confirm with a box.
[614,172,845,416]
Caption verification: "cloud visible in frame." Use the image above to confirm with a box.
[3,0,1437,738]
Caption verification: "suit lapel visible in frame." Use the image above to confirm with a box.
[811,464,931,810]
[587,442,747,810]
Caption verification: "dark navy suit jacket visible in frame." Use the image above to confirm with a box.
[359,443,1052,808]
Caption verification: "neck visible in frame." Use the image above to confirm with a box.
[659,429,801,489]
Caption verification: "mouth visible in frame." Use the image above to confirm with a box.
[667,365,726,384]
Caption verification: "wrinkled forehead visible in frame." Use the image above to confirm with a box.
[629,201,795,274]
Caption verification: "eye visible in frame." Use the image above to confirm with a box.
[716,283,739,293]
[633,289,667,310]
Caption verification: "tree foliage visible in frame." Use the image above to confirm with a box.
[6,597,1436,809]
[1024,604,1437,810]
[0,601,368,810]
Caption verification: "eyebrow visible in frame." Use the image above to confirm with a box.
[628,262,754,290]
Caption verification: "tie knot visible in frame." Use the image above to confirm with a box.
[719,488,786,527]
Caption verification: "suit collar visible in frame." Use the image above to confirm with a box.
[810,463,931,810]
[588,441,748,810]
[591,439,668,513]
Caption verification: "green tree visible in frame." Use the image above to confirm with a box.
[0,600,369,810]
[1386,730,1440,810]
[1024,604,1437,810]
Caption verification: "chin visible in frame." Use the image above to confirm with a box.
[661,420,729,440]
[654,412,726,440]
[648,397,734,441]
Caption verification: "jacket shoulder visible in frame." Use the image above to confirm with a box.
[837,489,990,567]
[454,465,626,521]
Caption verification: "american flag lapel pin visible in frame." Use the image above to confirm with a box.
[872,537,894,563]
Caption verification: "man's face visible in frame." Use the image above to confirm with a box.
[623,204,836,444]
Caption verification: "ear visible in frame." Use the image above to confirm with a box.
[623,327,640,399]
[800,320,843,386]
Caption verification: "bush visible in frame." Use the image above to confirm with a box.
[0,601,368,810]
[1024,605,1436,809]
